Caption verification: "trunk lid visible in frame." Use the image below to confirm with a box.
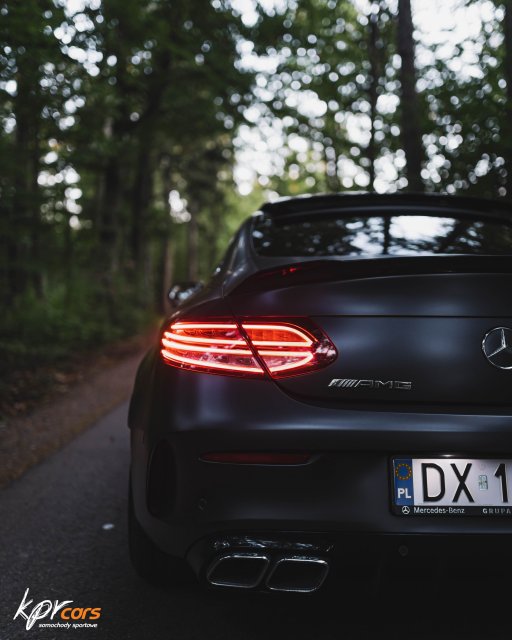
[229,258,512,406]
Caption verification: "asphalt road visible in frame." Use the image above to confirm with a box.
[0,403,510,640]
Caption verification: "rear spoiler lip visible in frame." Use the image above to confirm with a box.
[258,192,512,220]
[229,255,512,296]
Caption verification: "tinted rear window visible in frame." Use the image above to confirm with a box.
[252,213,512,257]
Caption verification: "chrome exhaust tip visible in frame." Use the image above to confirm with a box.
[206,553,270,589]
[265,556,329,593]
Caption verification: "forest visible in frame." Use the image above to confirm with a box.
[1,0,511,386]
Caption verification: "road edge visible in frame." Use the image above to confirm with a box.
[0,350,145,489]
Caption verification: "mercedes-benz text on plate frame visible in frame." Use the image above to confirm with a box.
[482,327,512,370]
[392,459,512,516]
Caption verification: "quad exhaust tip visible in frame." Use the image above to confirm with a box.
[206,553,329,593]
[207,553,270,589]
[265,556,329,593]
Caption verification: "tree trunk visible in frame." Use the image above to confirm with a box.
[158,161,175,313]
[97,155,122,300]
[130,129,155,304]
[367,8,381,190]
[10,54,41,299]
[29,116,43,297]
[131,130,154,272]
[187,205,199,282]
[397,0,424,191]
[208,206,221,270]
[504,0,512,200]
[324,145,340,191]
[160,239,175,313]
[64,210,74,305]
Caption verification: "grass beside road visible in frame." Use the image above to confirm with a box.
[0,332,154,489]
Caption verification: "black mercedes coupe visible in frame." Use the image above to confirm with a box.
[128,192,512,592]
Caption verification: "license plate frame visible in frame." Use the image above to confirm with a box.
[391,456,512,517]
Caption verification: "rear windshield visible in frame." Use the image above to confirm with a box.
[251,213,512,257]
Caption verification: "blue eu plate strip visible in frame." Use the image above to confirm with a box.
[393,459,414,506]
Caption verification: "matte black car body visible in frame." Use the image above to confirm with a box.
[128,193,512,590]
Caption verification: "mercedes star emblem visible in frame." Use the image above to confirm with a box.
[482,327,512,370]
[401,506,411,515]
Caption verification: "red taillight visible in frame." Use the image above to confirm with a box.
[243,323,315,375]
[161,319,336,378]
[161,322,264,375]
[200,452,312,465]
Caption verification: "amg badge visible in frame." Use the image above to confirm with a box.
[328,378,412,390]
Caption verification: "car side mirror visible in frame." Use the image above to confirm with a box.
[168,281,203,307]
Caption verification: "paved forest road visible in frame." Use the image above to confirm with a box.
[0,403,510,640]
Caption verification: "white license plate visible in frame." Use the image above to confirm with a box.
[392,458,512,516]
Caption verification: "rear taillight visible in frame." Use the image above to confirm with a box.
[243,323,316,374]
[161,319,336,378]
[161,322,263,375]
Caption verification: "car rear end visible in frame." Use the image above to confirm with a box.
[129,194,512,592]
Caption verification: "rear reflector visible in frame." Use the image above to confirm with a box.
[200,452,312,465]
[161,319,336,378]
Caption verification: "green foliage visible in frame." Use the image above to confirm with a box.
[0,0,261,371]
[247,0,512,197]
[0,276,155,375]
[418,3,511,196]
[1,0,512,381]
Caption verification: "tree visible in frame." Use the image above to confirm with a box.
[397,0,424,191]
[0,0,266,368]
[416,1,510,198]
[65,0,256,302]
[0,0,69,301]
[503,0,512,199]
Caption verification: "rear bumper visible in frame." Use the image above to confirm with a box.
[187,531,512,589]
[129,359,512,575]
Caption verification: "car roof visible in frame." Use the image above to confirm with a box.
[259,192,512,220]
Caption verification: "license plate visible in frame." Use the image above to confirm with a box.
[391,458,512,516]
